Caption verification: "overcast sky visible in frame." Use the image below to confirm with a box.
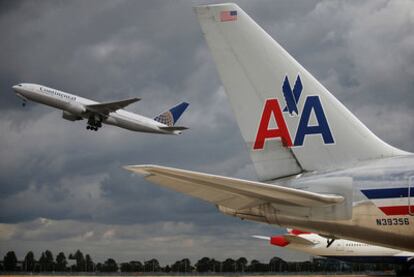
[1,0,414,265]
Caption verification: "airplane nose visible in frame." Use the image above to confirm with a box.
[12,84,24,93]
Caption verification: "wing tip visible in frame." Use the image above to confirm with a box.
[123,164,159,175]
[326,194,345,204]
[252,235,270,241]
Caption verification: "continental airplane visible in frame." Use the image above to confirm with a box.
[12,83,189,134]
[253,230,414,271]
[125,3,414,253]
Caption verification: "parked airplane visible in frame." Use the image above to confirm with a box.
[12,83,189,134]
[125,3,414,253]
[253,230,414,265]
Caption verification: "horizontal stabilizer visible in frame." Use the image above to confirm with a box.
[86,97,140,114]
[124,165,344,210]
[159,126,188,131]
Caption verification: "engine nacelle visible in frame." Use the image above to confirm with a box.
[66,103,86,116]
[62,111,82,121]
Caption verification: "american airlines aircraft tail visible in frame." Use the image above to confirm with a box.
[126,3,414,254]
[194,3,407,181]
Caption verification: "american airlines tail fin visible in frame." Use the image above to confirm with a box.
[194,3,408,181]
[154,102,189,127]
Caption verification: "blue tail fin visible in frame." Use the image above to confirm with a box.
[154,102,189,126]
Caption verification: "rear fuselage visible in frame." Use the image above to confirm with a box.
[237,155,414,252]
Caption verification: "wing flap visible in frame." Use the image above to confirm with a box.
[124,165,344,208]
[86,97,140,114]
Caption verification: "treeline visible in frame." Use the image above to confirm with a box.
[1,250,400,273]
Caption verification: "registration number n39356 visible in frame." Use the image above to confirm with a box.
[376,218,409,226]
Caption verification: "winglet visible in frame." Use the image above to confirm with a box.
[154,102,189,126]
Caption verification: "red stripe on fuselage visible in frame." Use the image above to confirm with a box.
[379,205,414,215]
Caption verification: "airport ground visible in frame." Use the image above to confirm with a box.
[0,272,395,277]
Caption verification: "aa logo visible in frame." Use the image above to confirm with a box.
[253,75,334,150]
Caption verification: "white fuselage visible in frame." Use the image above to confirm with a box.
[13,83,178,134]
[285,233,414,264]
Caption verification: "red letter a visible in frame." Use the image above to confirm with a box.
[253,99,292,149]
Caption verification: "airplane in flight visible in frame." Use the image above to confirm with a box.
[125,3,414,253]
[253,230,414,269]
[12,83,189,134]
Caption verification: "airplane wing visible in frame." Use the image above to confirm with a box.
[252,234,315,246]
[124,165,344,211]
[283,234,316,246]
[86,97,140,115]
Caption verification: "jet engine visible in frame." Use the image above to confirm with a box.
[62,111,82,121]
[66,103,86,115]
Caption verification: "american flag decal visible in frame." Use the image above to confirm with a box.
[220,10,237,22]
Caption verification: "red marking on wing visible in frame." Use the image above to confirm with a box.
[270,236,290,247]
[289,229,311,236]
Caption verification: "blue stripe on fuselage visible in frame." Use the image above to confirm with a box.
[361,187,414,199]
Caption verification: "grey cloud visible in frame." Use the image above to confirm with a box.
[0,218,307,264]
[0,0,413,263]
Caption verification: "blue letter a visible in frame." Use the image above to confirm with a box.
[294,96,334,146]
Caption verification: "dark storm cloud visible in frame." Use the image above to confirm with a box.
[1,0,413,262]
[1,218,299,264]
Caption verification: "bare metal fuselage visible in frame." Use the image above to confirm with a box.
[221,155,414,252]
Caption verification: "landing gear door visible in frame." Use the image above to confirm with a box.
[409,176,414,216]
